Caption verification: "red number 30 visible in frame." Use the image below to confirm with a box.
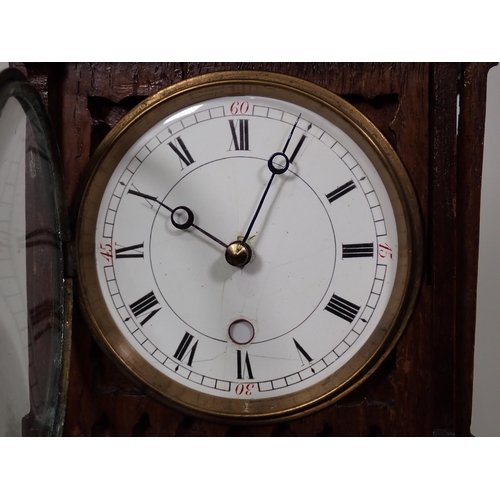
[235,383,254,396]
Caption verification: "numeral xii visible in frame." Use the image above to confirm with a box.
[229,119,249,150]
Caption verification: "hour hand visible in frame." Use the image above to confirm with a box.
[128,189,229,249]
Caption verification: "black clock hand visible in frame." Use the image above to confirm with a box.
[241,114,301,244]
[128,189,229,248]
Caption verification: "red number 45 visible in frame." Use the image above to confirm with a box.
[99,243,113,263]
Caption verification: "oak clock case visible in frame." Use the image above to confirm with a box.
[76,71,422,423]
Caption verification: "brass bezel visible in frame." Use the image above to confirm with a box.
[76,71,423,424]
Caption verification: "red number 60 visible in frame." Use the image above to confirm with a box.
[230,101,249,115]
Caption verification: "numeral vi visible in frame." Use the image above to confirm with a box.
[236,350,254,379]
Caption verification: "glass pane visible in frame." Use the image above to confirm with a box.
[0,96,30,436]
[0,70,69,436]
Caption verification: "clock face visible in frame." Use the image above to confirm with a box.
[77,72,422,422]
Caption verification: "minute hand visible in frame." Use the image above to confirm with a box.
[241,114,301,244]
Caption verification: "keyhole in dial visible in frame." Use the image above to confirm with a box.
[228,319,255,345]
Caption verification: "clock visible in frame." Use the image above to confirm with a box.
[76,70,423,423]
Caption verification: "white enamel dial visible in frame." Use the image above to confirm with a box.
[77,72,421,422]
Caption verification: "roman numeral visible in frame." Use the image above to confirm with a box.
[129,291,161,326]
[293,338,313,364]
[236,350,254,379]
[229,119,249,150]
[115,242,144,259]
[289,134,307,164]
[173,332,198,366]
[168,136,194,169]
[342,243,374,258]
[325,294,360,323]
[326,180,356,203]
